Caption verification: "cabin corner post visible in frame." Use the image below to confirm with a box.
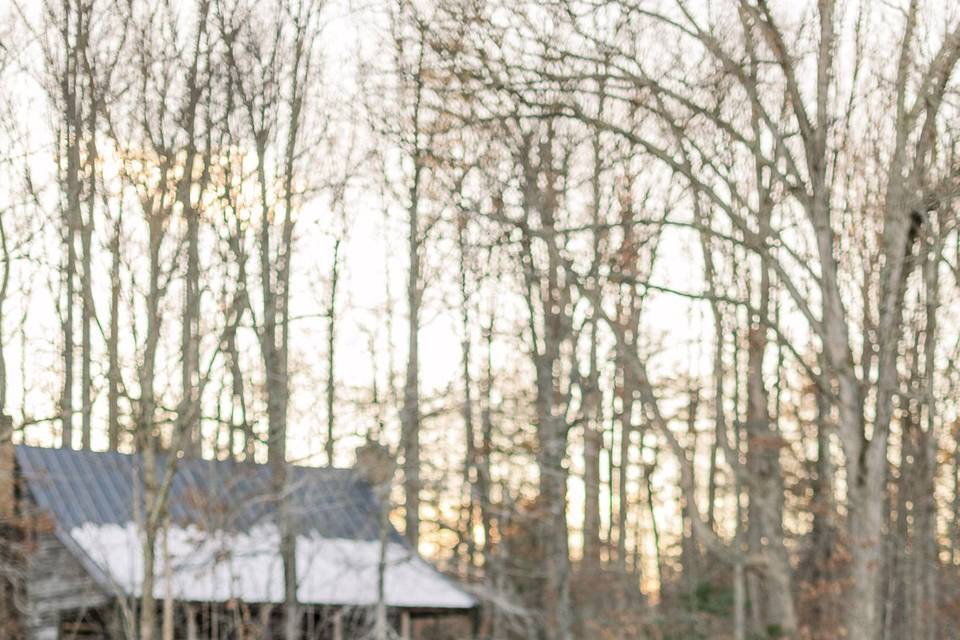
[470,605,482,639]
[332,607,344,640]
[400,610,411,639]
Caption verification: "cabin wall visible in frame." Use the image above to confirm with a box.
[411,611,475,640]
[26,531,110,639]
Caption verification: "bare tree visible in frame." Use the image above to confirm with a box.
[218,1,326,636]
[380,0,435,551]
[450,2,960,637]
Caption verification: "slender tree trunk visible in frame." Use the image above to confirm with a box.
[398,19,428,552]
[401,151,422,550]
[953,434,960,566]
[257,150,298,640]
[325,237,340,466]
[0,215,10,416]
[141,510,158,640]
[680,390,701,599]
[254,145,288,451]
[162,524,174,640]
[176,0,208,457]
[478,311,496,635]
[108,210,122,450]
[278,463,299,640]
[275,8,310,635]
[80,97,95,450]
[640,431,662,601]
[606,389,616,559]
[225,327,248,458]
[706,439,718,531]
[180,205,200,455]
[581,316,602,572]
[617,355,633,572]
[59,0,83,450]
[581,129,603,574]
[375,503,390,640]
[138,203,166,640]
[0,230,7,416]
[582,414,602,569]
[455,214,478,570]
[920,232,940,640]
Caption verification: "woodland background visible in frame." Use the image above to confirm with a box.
[2,1,960,639]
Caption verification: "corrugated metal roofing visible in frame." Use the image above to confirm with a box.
[15,445,394,540]
[14,445,476,609]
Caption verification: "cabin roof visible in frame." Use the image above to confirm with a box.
[15,445,476,610]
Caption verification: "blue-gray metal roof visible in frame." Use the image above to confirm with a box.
[14,445,478,609]
[15,445,400,542]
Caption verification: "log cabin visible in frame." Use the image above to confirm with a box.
[0,443,477,639]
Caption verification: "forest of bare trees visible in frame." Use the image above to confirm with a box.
[2,0,960,638]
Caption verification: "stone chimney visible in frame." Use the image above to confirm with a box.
[354,440,396,490]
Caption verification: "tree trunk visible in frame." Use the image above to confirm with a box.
[455,214,477,570]
[680,390,701,599]
[745,321,796,636]
[396,15,428,552]
[400,144,422,551]
[59,0,83,450]
[0,215,10,416]
[325,238,340,466]
[276,463,299,640]
[537,403,573,640]
[107,210,122,450]
[617,356,633,572]
[140,509,158,640]
[79,96,95,451]
[580,318,602,573]
[522,130,574,640]
[179,204,200,455]
[582,417,602,570]
[478,312,496,636]
[137,202,165,640]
